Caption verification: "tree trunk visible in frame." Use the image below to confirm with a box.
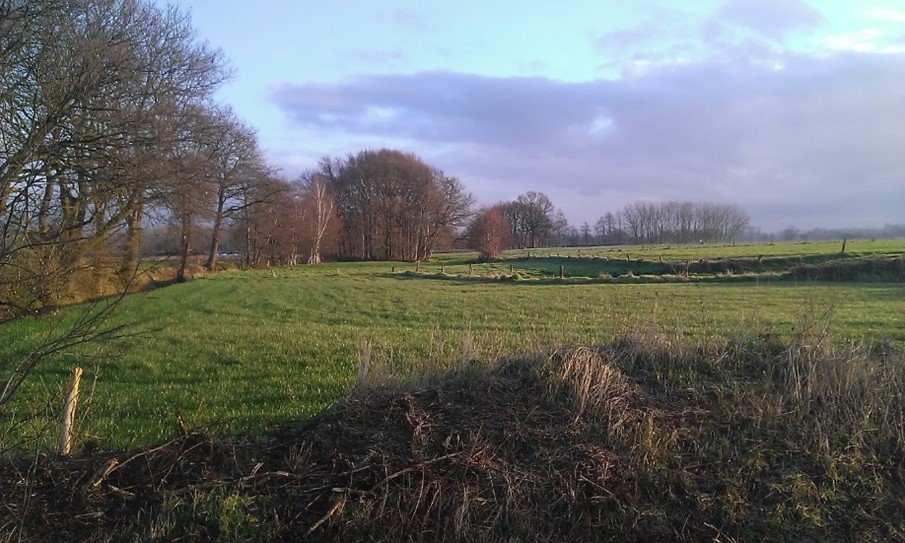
[205,209,223,270]
[176,217,191,283]
[37,177,55,238]
[120,200,144,282]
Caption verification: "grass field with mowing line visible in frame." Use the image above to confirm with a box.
[2,240,903,448]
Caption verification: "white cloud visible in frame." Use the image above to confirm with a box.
[823,28,905,53]
[866,7,905,24]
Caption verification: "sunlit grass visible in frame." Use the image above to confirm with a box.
[1,245,903,448]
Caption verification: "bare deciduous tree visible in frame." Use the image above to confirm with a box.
[467,207,512,260]
[303,173,334,265]
[202,107,266,270]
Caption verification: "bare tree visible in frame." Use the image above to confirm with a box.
[327,149,472,261]
[580,222,592,246]
[300,172,334,264]
[467,206,511,260]
[235,174,293,267]
[202,107,266,270]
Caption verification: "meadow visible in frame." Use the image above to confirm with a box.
[1,240,903,448]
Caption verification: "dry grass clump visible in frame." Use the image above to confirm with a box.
[1,333,903,541]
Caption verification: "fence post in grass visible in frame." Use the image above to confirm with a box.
[469,263,474,276]
[416,261,420,272]
[841,238,847,256]
[441,264,445,274]
[59,367,83,455]
[559,264,564,279]
[509,264,513,275]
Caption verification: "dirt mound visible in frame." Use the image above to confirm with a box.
[2,344,903,541]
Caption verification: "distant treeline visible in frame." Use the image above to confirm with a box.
[738,224,905,243]
[591,201,749,246]
[466,200,750,258]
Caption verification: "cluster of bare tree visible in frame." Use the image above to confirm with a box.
[0,0,229,418]
[465,192,569,258]
[496,192,570,249]
[229,173,340,267]
[594,202,750,245]
[211,150,472,267]
[466,197,751,256]
[309,150,474,261]
[0,0,284,322]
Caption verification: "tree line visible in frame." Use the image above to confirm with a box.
[466,200,750,259]
[594,201,750,246]
[2,0,243,320]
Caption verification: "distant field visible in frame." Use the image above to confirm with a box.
[1,240,903,448]
[503,238,903,260]
[431,238,905,279]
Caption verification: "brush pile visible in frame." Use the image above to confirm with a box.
[2,339,904,542]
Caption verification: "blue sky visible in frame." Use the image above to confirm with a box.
[164,0,905,231]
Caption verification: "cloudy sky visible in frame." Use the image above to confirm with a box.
[165,0,904,231]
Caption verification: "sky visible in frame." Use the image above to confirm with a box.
[162,0,905,232]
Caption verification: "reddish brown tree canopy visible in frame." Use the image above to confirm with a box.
[467,207,512,260]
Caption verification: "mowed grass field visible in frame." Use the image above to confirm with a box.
[2,240,903,448]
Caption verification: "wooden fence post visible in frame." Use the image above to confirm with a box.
[59,367,83,455]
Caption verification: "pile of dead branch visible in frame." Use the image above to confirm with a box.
[2,339,904,542]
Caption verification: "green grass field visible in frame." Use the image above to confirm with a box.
[502,238,903,260]
[2,240,903,448]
